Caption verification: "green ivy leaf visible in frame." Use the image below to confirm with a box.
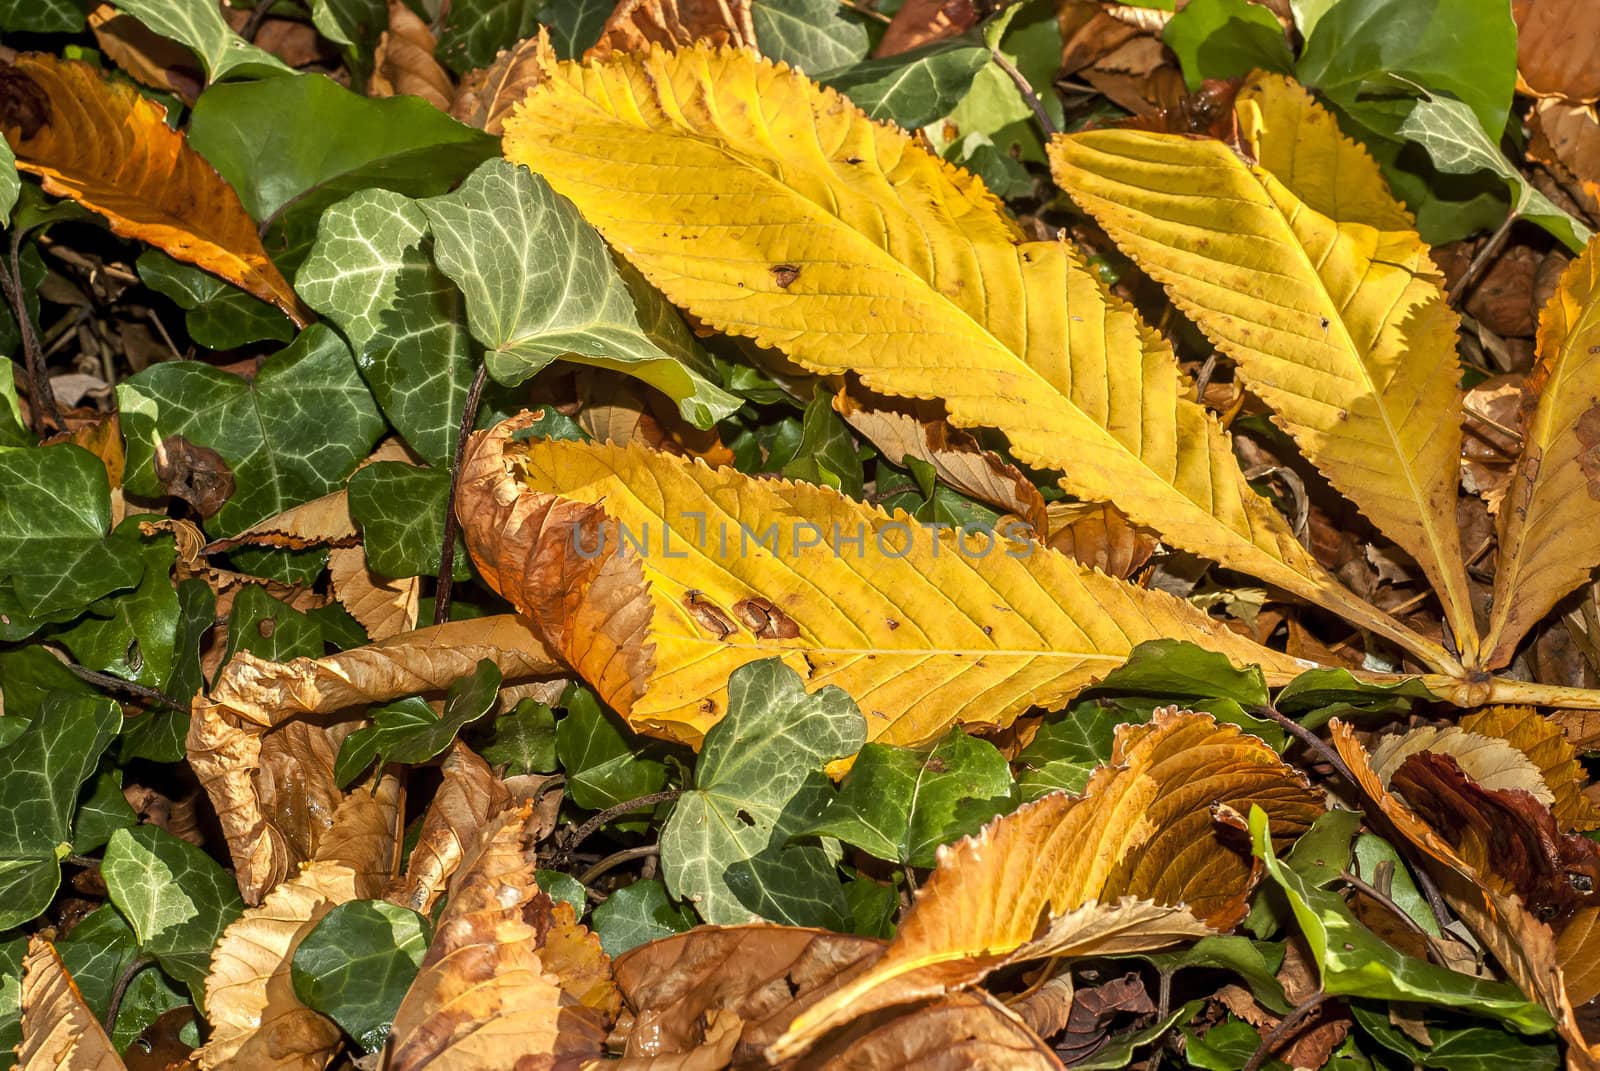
[825,40,989,128]
[0,444,143,621]
[347,463,468,580]
[806,728,1015,867]
[0,0,82,32]
[419,159,739,428]
[555,684,668,812]
[751,0,869,74]
[56,527,180,690]
[0,937,24,1071]
[225,584,324,663]
[766,383,863,498]
[660,658,866,928]
[1247,806,1553,1033]
[119,324,385,538]
[113,0,295,81]
[1163,0,1294,89]
[121,577,215,764]
[591,879,695,958]
[476,698,558,775]
[1350,1003,1560,1071]
[437,0,539,74]
[296,190,474,466]
[72,770,137,855]
[137,251,295,350]
[103,825,246,1004]
[539,0,611,57]
[292,899,429,1052]
[0,136,16,227]
[0,362,30,449]
[58,905,189,1051]
[188,75,498,270]
[0,692,120,930]
[336,660,502,787]
[311,0,388,85]
[537,870,588,918]
[1015,701,1123,800]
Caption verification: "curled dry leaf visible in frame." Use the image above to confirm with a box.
[329,545,420,641]
[385,806,614,1071]
[86,3,203,104]
[809,990,1065,1070]
[1369,726,1555,806]
[189,615,558,901]
[202,775,402,1071]
[1461,705,1600,832]
[459,417,1308,748]
[371,0,454,113]
[18,937,125,1071]
[771,711,1322,1059]
[0,54,305,325]
[576,372,735,466]
[1044,501,1158,580]
[832,387,1049,535]
[587,0,756,61]
[204,490,358,553]
[385,744,513,914]
[450,31,552,136]
[1529,99,1600,218]
[1514,0,1600,103]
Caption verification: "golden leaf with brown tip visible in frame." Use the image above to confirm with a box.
[17,938,125,1071]
[0,54,305,325]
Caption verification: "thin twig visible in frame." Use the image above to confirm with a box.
[579,843,659,886]
[1241,990,1330,1071]
[1,226,58,435]
[560,789,682,862]
[1338,870,1451,965]
[54,655,188,715]
[991,48,1057,137]
[434,363,489,626]
[238,0,277,42]
[838,0,892,23]
[1253,705,1360,789]
[104,955,154,1034]
[1448,210,1518,307]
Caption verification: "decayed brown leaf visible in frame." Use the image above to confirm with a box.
[1461,705,1600,831]
[575,372,735,466]
[370,0,453,113]
[587,0,756,61]
[189,615,559,900]
[384,806,613,1071]
[1054,973,1152,1066]
[1514,0,1600,103]
[1043,501,1158,579]
[86,4,202,104]
[204,490,358,553]
[1529,100,1600,217]
[772,711,1322,1059]
[0,54,306,324]
[328,545,420,640]
[201,775,402,1071]
[450,31,552,136]
[1370,725,1555,805]
[386,744,513,914]
[873,0,975,58]
[808,991,1066,1070]
[833,387,1048,535]
[17,938,126,1071]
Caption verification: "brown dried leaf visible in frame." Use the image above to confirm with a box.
[1056,973,1152,1065]
[87,3,202,104]
[1460,375,1524,514]
[450,31,553,136]
[17,938,125,1071]
[1514,0,1600,103]
[386,744,513,914]
[1043,501,1158,579]
[576,373,735,466]
[587,0,756,61]
[873,0,975,58]
[1370,725,1555,806]
[771,712,1322,1059]
[0,55,305,324]
[385,807,612,1071]
[834,387,1048,535]
[810,990,1065,1070]
[1462,705,1600,832]
[189,616,558,901]
[207,490,358,553]
[1528,99,1600,217]
[155,435,235,520]
[329,545,420,641]
[1011,974,1074,1042]
[370,0,454,112]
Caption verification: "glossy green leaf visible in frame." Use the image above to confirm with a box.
[1284,807,1362,889]
[1352,833,1440,936]
[0,136,16,227]
[0,444,143,619]
[806,728,1015,867]
[1274,668,1436,728]
[437,0,539,73]
[1183,1018,1284,1071]
[766,383,863,497]
[56,527,179,690]
[1015,701,1124,800]
[103,825,245,1003]
[0,937,24,1071]
[555,684,669,812]
[537,870,587,918]
[121,577,214,764]
[293,899,428,1052]
[540,0,611,57]
[418,159,739,428]
[335,660,502,786]
[1397,92,1590,252]
[113,0,295,81]
[661,658,866,928]
[476,698,557,775]
[119,324,385,537]
[189,75,498,269]
[752,0,869,73]
[138,251,294,350]
[843,871,898,938]
[825,40,989,128]
[311,0,387,85]
[1137,936,1291,1015]
[347,463,469,580]
[58,905,188,1051]
[72,770,137,855]
[1075,999,1205,1071]
[0,0,81,31]
[1248,806,1553,1033]
[0,692,120,930]
[591,879,695,958]
[1091,639,1272,708]
[1163,0,1293,89]
[225,584,324,663]
[296,190,474,466]
[0,362,30,449]
[1350,1003,1560,1071]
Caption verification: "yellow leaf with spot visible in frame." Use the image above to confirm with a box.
[1049,73,1476,663]
[499,44,1440,670]
[458,415,1308,747]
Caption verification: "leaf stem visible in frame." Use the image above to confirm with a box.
[1241,989,1330,1071]
[1448,209,1518,308]
[990,48,1057,138]
[104,955,155,1034]
[0,226,59,436]
[578,843,659,886]
[51,650,189,715]
[433,362,489,627]
[560,789,682,862]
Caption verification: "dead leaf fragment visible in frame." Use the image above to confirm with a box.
[370,0,453,112]
[1514,0,1600,102]
[87,4,203,104]
[874,0,975,58]
[0,54,306,324]
[386,744,513,915]
[1462,705,1600,832]
[156,434,236,520]
[587,0,755,61]
[1055,973,1153,1066]
[329,545,420,641]
[450,31,552,136]
[1044,501,1158,579]
[1370,725,1555,806]
[1528,99,1600,217]
[18,938,125,1071]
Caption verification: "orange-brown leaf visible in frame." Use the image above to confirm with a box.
[370,0,453,112]
[18,938,125,1071]
[449,32,552,136]
[1461,705,1600,832]
[0,54,305,325]
[586,0,756,60]
[386,744,514,914]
